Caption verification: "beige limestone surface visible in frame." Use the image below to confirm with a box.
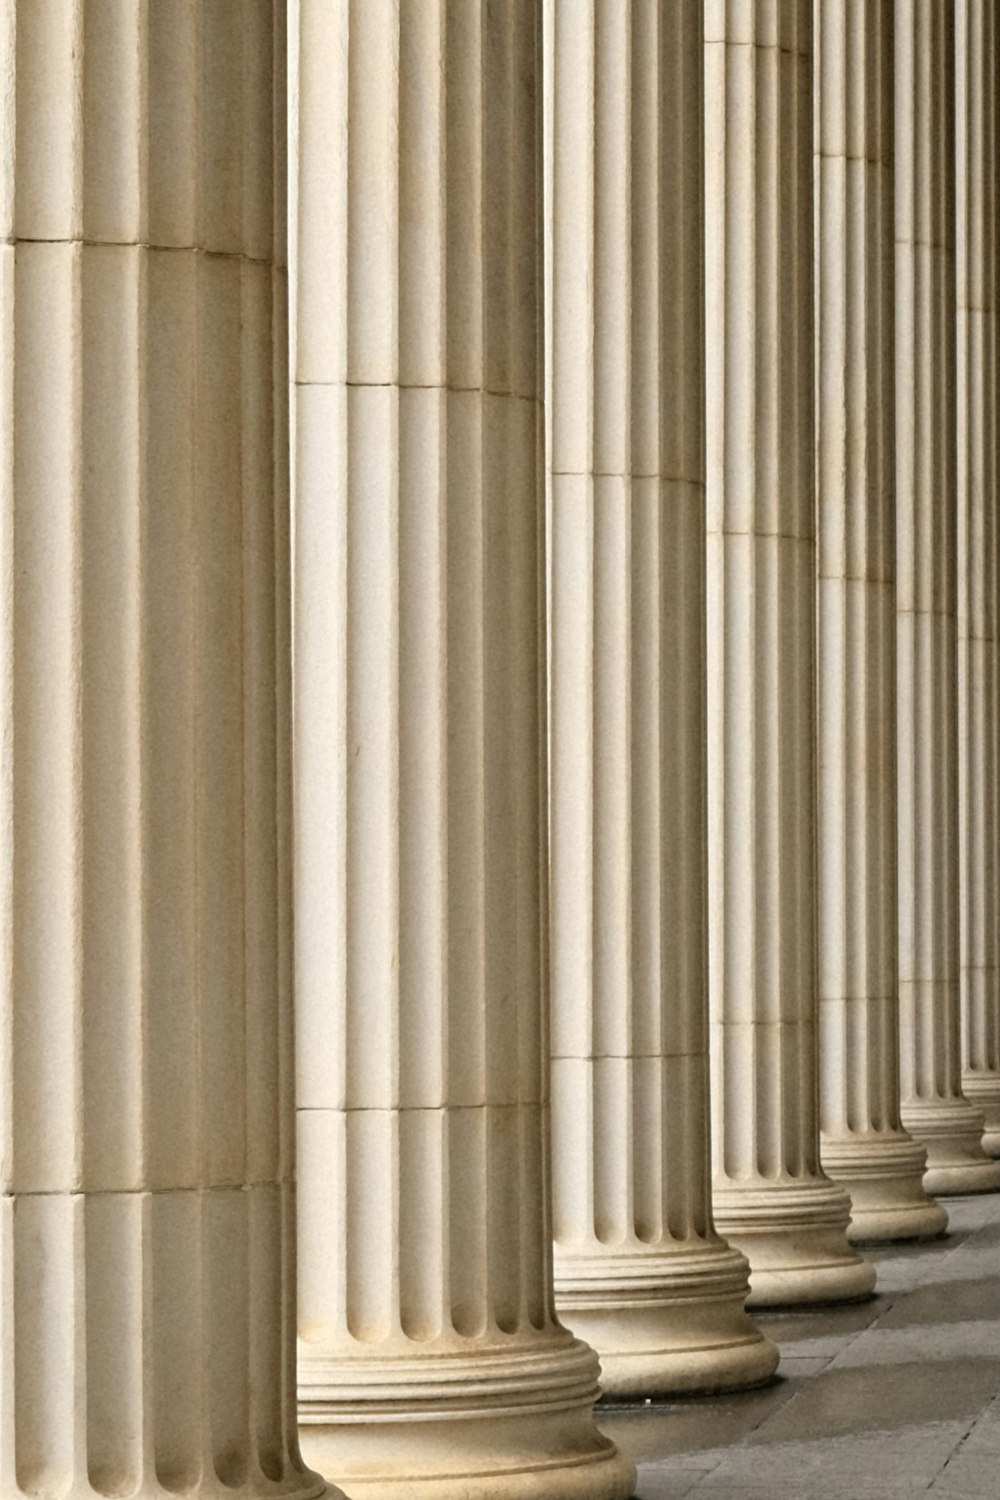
[894,0,1000,1196]
[703,0,875,1305]
[545,0,777,1396]
[956,0,1000,1161]
[0,4,327,1498]
[292,3,633,1497]
[814,0,947,1243]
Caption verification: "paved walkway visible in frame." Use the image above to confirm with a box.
[600,1194,1000,1499]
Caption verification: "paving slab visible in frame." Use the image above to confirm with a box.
[605,1194,1000,1496]
[929,1449,1000,1494]
[633,1470,712,1500]
[876,1276,1000,1328]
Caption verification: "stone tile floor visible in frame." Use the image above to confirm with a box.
[599,1194,1000,1499]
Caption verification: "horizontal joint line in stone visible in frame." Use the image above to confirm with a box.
[709,527,814,543]
[713,1019,822,1028]
[551,468,703,487]
[818,995,896,1006]
[550,1050,708,1061]
[815,149,885,167]
[295,379,537,404]
[297,1103,532,1114]
[2,1180,293,1199]
[704,40,810,59]
[818,571,894,584]
[894,236,954,251]
[7,236,275,266]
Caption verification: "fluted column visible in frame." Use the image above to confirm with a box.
[814,3,947,1241]
[0,7,327,1498]
[292,5,634,1498]
[957,0,1000,1158]
[894,0,1000,1194]
[545,1,778,1393]
[704,2,875,1305]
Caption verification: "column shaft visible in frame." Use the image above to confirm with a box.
[293,4,634,1497]
[894,0,1000,1193]
[0,5,325,1497]
[704,2,875,1305]
[546,0,777,1392]
[815,0,947,1240]
[957,0,1000,1158]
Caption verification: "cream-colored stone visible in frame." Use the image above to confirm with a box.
[0,5,326,1498]
[704,1,876,1306]
[544,0,778,1395]
[894,0,1000,1196]
[292,4,633,1496]
[957,0,1000,1160]
[814,0,948,1243]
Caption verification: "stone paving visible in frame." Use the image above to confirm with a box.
[599,1194,1000,1500]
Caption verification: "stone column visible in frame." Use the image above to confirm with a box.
[0,5,328,1498]
[814,2,947,1240]
[704,2,875,1304]
[894,0,1000,1194]
[545,0,778,1393]
[957,0,1000,1158]
[292,4,634,1497]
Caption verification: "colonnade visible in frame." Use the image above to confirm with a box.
[1,5,999,1500]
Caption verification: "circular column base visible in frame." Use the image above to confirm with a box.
[555,1240,779,1398]
[821,1130,949,1242]
[902,1096,1000,1196]
[714,1177,877,1307]
[298,1333,636,1500]
[961,1072,1000,1157]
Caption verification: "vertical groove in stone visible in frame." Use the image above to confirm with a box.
[546,0,777,1395]
[895,0,999,1192]
[293,2,633,1492]
[814,0,945,1240]
[705,2,874,1306]
[0,7,324,1497]
[957,0,1000,1156]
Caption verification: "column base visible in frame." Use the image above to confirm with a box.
[961,1071,1000,1157]
[714,1177,876,1307]
[298,1332,636,1500]
[821,1130,949,1242]
[902,1096,1000,1195]
[554,1239,778,1398]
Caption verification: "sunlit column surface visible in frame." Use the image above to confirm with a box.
[0,5,327,1498]
[814,0,947,1240]
[704,0,876,1304]
[894,0,1000,1194]
[292,3,635,1496]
